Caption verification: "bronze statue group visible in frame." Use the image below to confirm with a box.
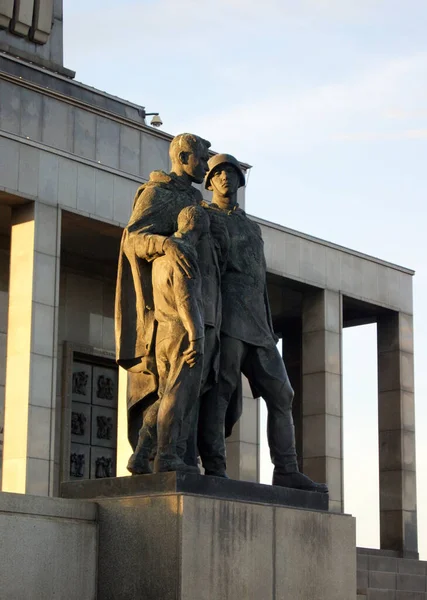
[115,133,327,492]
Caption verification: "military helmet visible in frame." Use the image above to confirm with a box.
[205,153,246,190]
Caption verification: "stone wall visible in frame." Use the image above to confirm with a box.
[58,267,115,353]
[0,491,97,600]
[0,78,170,180]
[53,266,116,493]
[0,244,9,480]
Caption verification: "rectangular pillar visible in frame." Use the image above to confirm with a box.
[282,322,303,471]
[2,202,61,496]
[10,0,35,37]
[0,1,14,29]
[31,0,54,44]
[302,289,343,512]
[226,376,260,482]
[377,311,417,556]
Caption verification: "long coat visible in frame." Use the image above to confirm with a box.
[115,171,202,409]
[115,172,242,438]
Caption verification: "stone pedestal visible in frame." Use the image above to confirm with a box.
[62,474,356,600]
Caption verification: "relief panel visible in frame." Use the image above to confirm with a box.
[71,362,92,404]
[62,345,118,483]
[90,446,115,480]
[91,405,116,449]
[70,443,90,480]
[70,401,91,446]
[92,366,117,408]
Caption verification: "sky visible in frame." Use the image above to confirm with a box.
[64,0,427,557]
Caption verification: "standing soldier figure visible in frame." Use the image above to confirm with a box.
[198,154,328,492]
[115,133,210,467]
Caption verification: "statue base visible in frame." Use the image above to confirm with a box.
[61,474,356,600]
[61,471,329,510]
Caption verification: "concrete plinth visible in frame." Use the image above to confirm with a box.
[61,471,329,511]
[62,475,355,600]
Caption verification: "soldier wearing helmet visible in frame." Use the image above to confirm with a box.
[198,153,328,492]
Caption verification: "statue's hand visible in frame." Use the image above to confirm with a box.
[183,338,204,368]
[163,237,197,278]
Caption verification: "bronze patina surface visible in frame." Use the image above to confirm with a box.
[115,138,327,492]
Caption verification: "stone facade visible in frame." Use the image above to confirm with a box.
[0,0,69,75]
[0,491,97,600]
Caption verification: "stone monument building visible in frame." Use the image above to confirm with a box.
[0,2,422,598]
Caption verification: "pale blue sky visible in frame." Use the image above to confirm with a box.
[64,0,427,556]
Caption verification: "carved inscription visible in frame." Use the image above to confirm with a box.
[95,457,113,479]
[71,412,86,436]
[96,375,114,401]
[70,453,85,478]
[72,371,89,396]
[96,415,113,440]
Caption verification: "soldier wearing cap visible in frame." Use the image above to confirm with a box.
[198,154,328,492]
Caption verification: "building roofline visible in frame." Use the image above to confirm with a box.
[0,53,253,172]
[251,215,415,276]
[0,52,143,109]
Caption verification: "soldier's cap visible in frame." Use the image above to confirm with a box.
[205,153,246,190]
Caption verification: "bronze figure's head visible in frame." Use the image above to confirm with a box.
[169,133,211,184]
[205,153,245,198]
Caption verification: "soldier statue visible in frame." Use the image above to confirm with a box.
[197,154,328,493]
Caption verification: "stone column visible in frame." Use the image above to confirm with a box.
[301,290,343,512]
[1,202,61,496]
[226,376,260,482]
[282,322,303,470]
[377,312,417,556]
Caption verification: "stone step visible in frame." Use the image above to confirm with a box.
[357,554,427,576]
[358,569,369,592]
[397,561,427,576]
[358,569,427,593]
[366,591,427,600]
[396,574,426,593]
[367,591,395,600]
